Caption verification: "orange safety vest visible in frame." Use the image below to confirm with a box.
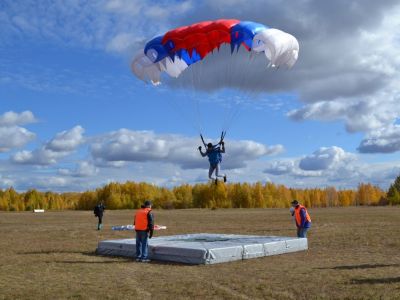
[294,205,311,227]
[134,208,151,231]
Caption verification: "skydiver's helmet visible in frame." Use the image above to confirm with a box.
[207,143,213,149]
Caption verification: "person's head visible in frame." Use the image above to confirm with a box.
[291,200,299,207]
[207,143,213,149]
[144,200,152,208]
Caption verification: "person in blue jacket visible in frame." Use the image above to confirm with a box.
[198,141,227,185]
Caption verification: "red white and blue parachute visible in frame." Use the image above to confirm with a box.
[132,19,299,85]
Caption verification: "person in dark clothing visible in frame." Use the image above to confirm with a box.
[94,202,105,230]
[134,200,154,262]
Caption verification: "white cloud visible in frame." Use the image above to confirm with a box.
[0,110,37,126]
[0,0,193,54]
[263,146,362,186]
[0,126,35,152]
[299,146,356,171]
[358,124,400,153]
[106,33,137,53]
[58,161,99,177]
[46,125,85,152]
[288,92,400,133]
[264,160,295,175]
[11,125,84,165]
[11,148,66,165]
[90,129,282,170]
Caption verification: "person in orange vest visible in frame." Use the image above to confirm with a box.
[291,200,311,238]
[134,200,154,262]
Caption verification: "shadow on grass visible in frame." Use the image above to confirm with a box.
[18,250,96,256]
[48,259,133,264]
[350,277,400,284]
[316,263,400,270]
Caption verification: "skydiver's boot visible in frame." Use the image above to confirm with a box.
[223,175,227,183]
[215,178,218,185]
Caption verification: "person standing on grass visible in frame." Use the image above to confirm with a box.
[134,200,154,262]
[291,200,311,238]
[94,202,105,230]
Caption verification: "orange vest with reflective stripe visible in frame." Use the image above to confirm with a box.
[134,208,151,231]
[294,205,311,227]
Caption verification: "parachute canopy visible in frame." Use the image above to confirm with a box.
[132,19,299,85]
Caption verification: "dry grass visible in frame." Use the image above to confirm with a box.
[1,207,400,299]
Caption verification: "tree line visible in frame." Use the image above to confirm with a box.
[1,177,400,211]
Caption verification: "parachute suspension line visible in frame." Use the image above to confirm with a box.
[162,83,199,134]
[219,45,236,134]
[131,19,299,138]
[220,46,247,133]
[188,59,204,135]
[222,48,258,133]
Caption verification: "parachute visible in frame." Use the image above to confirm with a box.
[131,19,299,85]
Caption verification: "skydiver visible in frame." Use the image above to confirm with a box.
[198,132,227,185]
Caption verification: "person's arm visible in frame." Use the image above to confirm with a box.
[147,212,154,238]
[300,208,307,227]
[198,146,207,157]
[220,141,225,153]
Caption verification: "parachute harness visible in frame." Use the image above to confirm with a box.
[200,131,226,148]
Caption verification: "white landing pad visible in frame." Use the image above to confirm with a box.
[96,233,308,264]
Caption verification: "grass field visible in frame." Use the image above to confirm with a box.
[1,207,400,299]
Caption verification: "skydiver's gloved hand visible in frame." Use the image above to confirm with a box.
[198,146,202,151]
[149,230,153,239]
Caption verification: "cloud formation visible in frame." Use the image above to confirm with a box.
[90,129,283,169]
[0,111,36,152]
[264,146,358,183]
[58,161,99,177]
[11,125,84,165]
[299,146,356,171]
[358,125,400,153]
[0,110,37,126]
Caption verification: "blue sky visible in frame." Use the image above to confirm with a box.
[1,0,400,191]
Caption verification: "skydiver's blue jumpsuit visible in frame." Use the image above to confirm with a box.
[200,145,226,180]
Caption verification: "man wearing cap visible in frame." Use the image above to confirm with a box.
[291,200,311,238]
[134,200,154,262]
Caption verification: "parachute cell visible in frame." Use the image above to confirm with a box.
[131,19,299,85]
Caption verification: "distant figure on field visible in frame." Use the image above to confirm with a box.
[134,200,154,262]
[291,200,311,238]
[94,202,105,230]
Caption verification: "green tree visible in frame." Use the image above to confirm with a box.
[387,174,400,205]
